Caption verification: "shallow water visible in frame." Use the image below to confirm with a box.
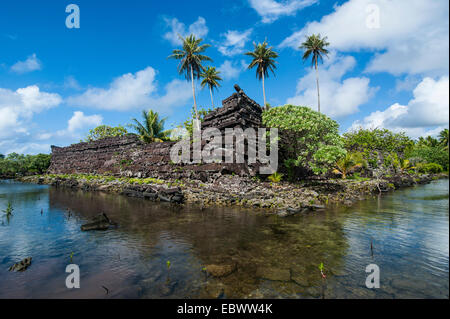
[0,179,448,299]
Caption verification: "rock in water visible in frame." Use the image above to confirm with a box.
[205,263,237,278]
[9,257,32,272]
[81,213,117,231]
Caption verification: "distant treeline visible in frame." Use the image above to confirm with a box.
[0,153,51,178]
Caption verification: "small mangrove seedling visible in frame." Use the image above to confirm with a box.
[70,252,74,263]
[319,262,326,279]
[319,262,327,299]
[3,202,14,217]
[166,260,171,270]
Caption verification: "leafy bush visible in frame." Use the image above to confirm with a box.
[262,105,346,176]
[415,163,443,174]
[407,145,449,171]
[84,125,128,142]
[343,128,414,169]
[343,128,413,154]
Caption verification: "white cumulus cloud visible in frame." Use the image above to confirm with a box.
[163,17,208,46]
[67,67,192,112]
[349,76,449,138]
[248,0,317,23]
[286,53,377,117]
[218,60,247,80]
[67,111,102,133]
[0,85,61,139]
[218,29,253,56]
[0,85,62,154]
[279,0,449,76]
[10,53,42,74]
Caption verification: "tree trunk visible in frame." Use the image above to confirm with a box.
[315,59,321,113]
[209,86,214,108]
[262,71,267,111]
[191,65,200,131]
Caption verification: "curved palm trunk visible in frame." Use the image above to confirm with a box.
[262,71,267,110]
[315,59,321,113]
[209,86,214,108]
[190,65,200,130]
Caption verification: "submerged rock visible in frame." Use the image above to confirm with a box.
[81,213,117,231]
[205,263,237,278]
[9,257,32,272]
[256,267,291,282]
[159,280,178,297]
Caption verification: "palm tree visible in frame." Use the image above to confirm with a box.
[129,110,170,143]
[418,136,439,148]
[168,34,212,128]
[438,129,449,149]
[200,66,222,108]
[299,34,330,113]
[333,152,365,179]
[245,40,278,110]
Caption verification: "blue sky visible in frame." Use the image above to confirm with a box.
[0,0,448,155]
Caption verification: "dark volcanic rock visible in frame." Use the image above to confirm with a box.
[81,213,117,231]
[9,257,32,272]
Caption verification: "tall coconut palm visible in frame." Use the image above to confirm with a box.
[245,40,278,111]
[438,128,449,149]
[200,66,222,108]
[168,34,212,128]
[299,34,330,113]
[129,109,170,143]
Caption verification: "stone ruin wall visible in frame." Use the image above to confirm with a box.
[48,85,264,181]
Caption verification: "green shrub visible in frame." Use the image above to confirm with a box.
[262,105,346,176]
[407,145,449,171]
[343,128,413,154]
[84,125,128,142]
[415,163,443,174]
[268,172,283,183]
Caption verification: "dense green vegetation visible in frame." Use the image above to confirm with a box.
[342,128,448,177]
[262,105,346,178]
[129,109,171,143]
[84,125,128,142]
[0,153,51,177]
[261,109,448,180]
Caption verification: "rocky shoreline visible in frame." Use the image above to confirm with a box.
[18,172,448,215]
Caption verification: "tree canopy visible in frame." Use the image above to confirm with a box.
[262,105,346,177]
[129,110,171,143]
[84,125,128,142]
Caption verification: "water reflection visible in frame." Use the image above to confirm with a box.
[0,179,448,298]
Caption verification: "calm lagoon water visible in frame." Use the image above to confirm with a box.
[0,179,448,299]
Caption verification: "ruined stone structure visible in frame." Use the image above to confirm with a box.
[48,85,264,181]
[202,85,263,132]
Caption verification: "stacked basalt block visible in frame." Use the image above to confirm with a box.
[201,84,263,132]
